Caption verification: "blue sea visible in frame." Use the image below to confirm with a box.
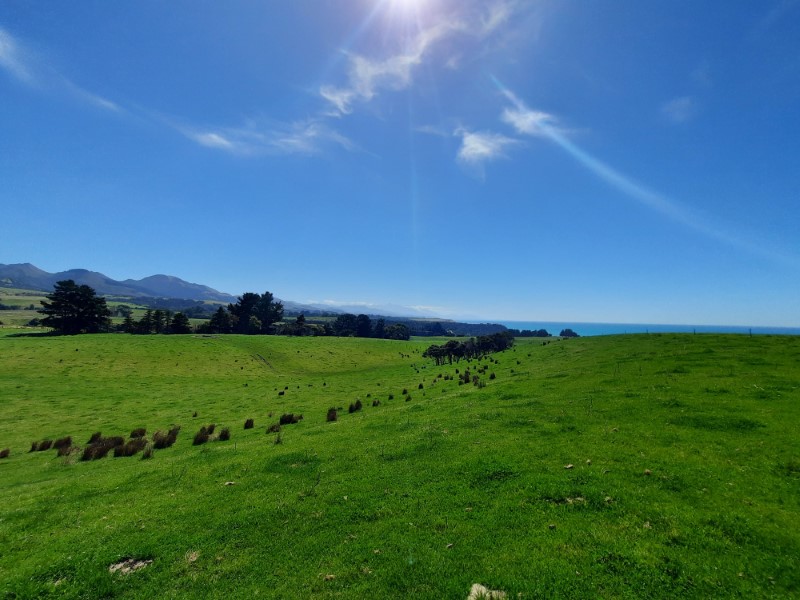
[495,321,800,337]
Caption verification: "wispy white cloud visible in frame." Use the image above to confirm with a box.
[0,27,121,113]
[321,21,461,115]
[188,131,236,151]
[480,1,516,36]
[495,83,798,266]
[661,96,696,123]
[320,85,357,116]
[455,127,518,167]
[0,27,35,84]
[500,91,559,136]
[180,118,355,156]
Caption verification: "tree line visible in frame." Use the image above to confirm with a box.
[36,280,529,342]
[422,332,515,365]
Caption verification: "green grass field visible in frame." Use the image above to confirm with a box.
[0,332,798,598]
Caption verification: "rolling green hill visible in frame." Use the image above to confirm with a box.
[0,332,798,598]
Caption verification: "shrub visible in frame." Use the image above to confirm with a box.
[244,418,254,430]
[130,428,146,439]
[274,433,282,445]
[206,424,216,435]
[142,443,154,460]
[278,391,284,396]
[193,428,210,446]
[153,431,168,449]
[326,408,338,422]
[153,428,180,449]
[81,436,124,461]
[267,423,281,434]
[29,441,39,453]
[0,448,9,459]
[405,395,412,402]
[88,432,102,444]
[53,436,72,451]
[372,400,381,407]
[418,383,424,389]
[388,394,394,400]
[37,440,53,452]
[56,444,74,457]
[402,388,408,395]
[489,372,496,380]
[355,399,363,411]
[218,428,230,441]
[280,413,302,425]
[115,437,146,457]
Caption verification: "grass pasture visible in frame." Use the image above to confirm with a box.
[0,288,47,328]
[0,332,798,598]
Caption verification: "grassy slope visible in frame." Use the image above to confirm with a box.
[0,332,798,598]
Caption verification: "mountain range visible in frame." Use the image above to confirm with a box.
[0,263,444,318]
[0,263,237,303]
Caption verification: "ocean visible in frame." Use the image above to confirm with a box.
[494,321,800,337]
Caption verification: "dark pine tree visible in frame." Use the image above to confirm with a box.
[170,312,192,334]
[39,280,111,335]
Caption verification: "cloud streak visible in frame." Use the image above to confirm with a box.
[455,127,517,167]
[320,20,461,115]
[0,26,121,113]
[496,85,797,266]
[661,96,696,123]
[0,27,35,84]
[181,118,355,156]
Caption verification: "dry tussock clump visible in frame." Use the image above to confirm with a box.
[56,444,76,457]
[81,436,124,461]
[141,443,154,460]
[30,440,54,452]
[193,427,210,446]
[153,426,180,450]
[53,436,72,452]
[279,413,303,425]
[114,437,147,457]
[267,423,281,434]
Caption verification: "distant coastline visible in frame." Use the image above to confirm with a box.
[494,321,800,337]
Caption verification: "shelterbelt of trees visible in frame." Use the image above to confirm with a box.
[32,281,580,340]
[200,305,411,341]
[34,282,411,340]
[422,332,515,365]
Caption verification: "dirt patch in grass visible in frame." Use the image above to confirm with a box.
[108,557,153,575]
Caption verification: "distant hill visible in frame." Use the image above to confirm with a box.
[0,263,237,303]
[0,264,507,333]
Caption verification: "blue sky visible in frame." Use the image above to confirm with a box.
[1,0,799,325]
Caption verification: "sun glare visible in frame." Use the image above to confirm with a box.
[388,0,427,15]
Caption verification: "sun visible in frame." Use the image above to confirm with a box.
[387,0,429,15]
